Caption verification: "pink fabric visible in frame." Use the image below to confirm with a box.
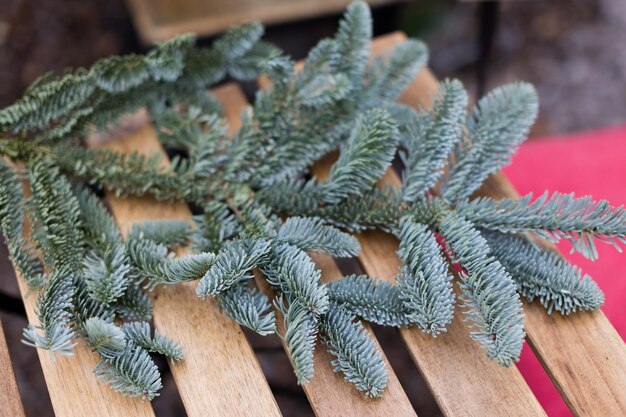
[502,124,626,417]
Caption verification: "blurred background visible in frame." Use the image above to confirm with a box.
[0,1,625,417]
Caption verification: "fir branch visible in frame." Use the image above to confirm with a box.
[145,35,196,82]
[126,237,170,285]
[128,235,215,290]
[297,73,352,108]
[444,83,538,202]
[335,1,372,85]
[296,39,341,90]
[227,41,280,81]
[74,185,123,246]
[95,345,162,400]
[191,201,239,253]
[439,211,525,366]
[114,283,153,321]
[53,146,210,204]
[84,317,127,358]
[484,230,605,314]
[320,303,388,397]
[396,217,455,335]
[402,79,468,202]
[276,216,360,257]
[0,70,95,133]
[260,242,329,315]
[29,159,84,270]
[457,192,626,260]
[368,39,428,102]
[276,298,319,384]
[259,180,402,232]
[72,280,116,332]
[196,238,270,297]
[83,244,130,306]
[219,285,276,336]
[22,267,76,355]
[123,321,184,362]
[322,108,399,204]
[159,253,216,287]
[72,287,114,338]
[0,26,267,141]
[0,159,44,288]
[213,22,264,62]
[327,275,410,327]
[92,55,151,94]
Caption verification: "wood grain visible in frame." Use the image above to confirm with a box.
[222,84,417,416]
[91,83,281,417]
[0,319,26,417]
[9,216,156,417]
[126,0,397,44]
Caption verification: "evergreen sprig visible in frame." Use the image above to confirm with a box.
[2,1,625,402]
[320,303,388,397]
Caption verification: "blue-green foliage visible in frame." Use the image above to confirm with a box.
[320,303,388,397]
[458,192,626,260]
[396,217,455,335]
[276,216,360,257]
[220,285,276,335]
[444,83,539,203]
[439,212,525,366]
[0,159,43,288]
[276,298,319,384]
[328,275,410,327]
[484,230,605,314]
[2,0,625,403]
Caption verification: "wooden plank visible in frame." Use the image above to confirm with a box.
[478,173,626,417]
[5,164,157,417]
[91,83,281,417]
[219,84,418,416]
[126,0,398,44]
[0,319,26,417]
[304,32,546,417]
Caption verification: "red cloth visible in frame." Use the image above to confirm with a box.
[502,124,626,417]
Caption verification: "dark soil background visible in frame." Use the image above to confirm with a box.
[0,1,624,416]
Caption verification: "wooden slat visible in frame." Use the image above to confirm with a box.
[304,32,546,417]
[220,84,417,416]
[0,319,26,417]
[6,167,156,417]
[126,0,398,44]
[478,173,626,417]
[91,83,281,417]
